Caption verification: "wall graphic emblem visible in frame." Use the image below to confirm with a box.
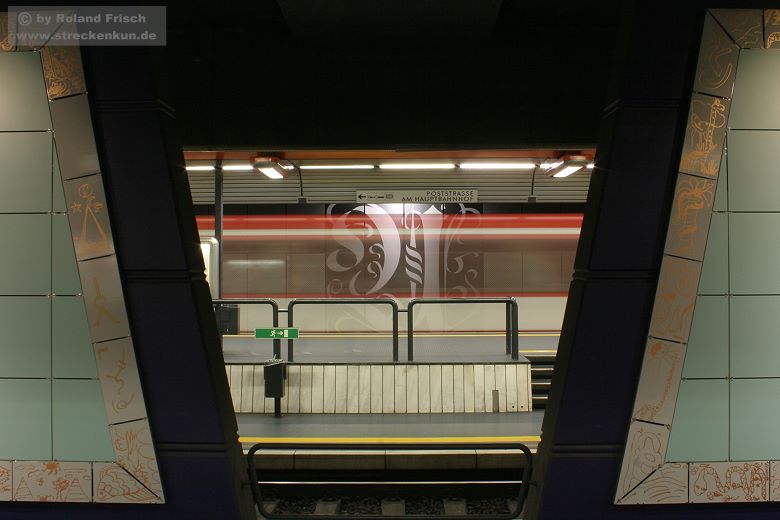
[666,174,716,260]
[711,9,763,48]
[617,422,670,498]
[92,276,119,327]
[680,96,730,177]
[97,344,135,415]
[690,462,769,503]
[766,10,780,48]
[325,203,483,332]
[12,461,91,503]
[94,463,157,503]
[649,257,700,343]
[71,182,109,256]
[326,203,483,299]
[632,340,683,424]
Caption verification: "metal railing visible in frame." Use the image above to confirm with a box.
[246,440,533,520]
[406,297,519,361]
[214,296,519,362]
[287,298,399,361]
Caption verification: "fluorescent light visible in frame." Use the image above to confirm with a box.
[222,164,255,171]
[552,165,583,178]
[379,163,455,170]
[586,163,595,169]
[458,162,535,170]
[259,167,284,179]
[300,164,375,170]
[185,165,215,171]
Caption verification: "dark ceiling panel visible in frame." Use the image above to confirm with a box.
[276,0,503,47]
[160,0,623,149]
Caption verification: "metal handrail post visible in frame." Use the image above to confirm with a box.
[272,305,280,358]
[505,302,511,355]
[390,300,399,362]
[407,301,416,361]
[287,305,295,361]
[511,297,519,360]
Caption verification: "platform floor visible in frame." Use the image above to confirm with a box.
[237,410,544,448]
[223,333,558,364]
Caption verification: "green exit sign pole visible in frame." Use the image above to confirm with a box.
[255,328,299,339]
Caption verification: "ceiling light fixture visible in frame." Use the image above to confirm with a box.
[300,164,376,170]
[185,165,215,171]
[539,160,563,170]
[546,155,590,178]
[252,156,288,180]
[379,163,455,170]
[458,162,536,170]
[553,165,584,178]
[258,167,284,179]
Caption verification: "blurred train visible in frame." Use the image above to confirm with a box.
[197,206,582,333]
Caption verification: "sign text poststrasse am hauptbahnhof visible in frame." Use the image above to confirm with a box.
[355,189,478,203]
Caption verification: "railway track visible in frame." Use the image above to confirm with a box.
[249,444,532,519]
[259,495,521,517]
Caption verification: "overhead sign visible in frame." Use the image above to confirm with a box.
[356,189,478,204]
[255,328,299,339]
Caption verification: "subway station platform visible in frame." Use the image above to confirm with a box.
[223,332,558,364]
[238,411,543,471]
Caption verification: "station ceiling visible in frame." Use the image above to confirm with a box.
[183,149,595,204]
[164,0,624,150]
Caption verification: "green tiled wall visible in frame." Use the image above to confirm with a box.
[0,379,52,460]
[52,297,97,379]
[668,379,729,462]
[682,296,728,379]
[697,211,727,295]
[0,51,112,462]
[669,49,780,462]
[52,380,113,461]
[0,53,52,132]
[731,378,780,460]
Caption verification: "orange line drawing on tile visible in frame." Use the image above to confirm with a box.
[681,98,727,177]
[634,341,682,423]
[92,276,119,327]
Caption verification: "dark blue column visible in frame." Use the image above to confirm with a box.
[527,2,780,519]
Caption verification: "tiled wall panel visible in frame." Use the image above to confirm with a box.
[621,12,780,505]
[0,68,109,489]
[0,53,52,131]
[667,380,729,462]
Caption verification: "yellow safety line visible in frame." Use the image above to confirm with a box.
[225,333,560,338]
[239,435,541,444]
[302,333,560,339]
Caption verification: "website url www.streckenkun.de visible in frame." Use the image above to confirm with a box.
[16,30,159,42]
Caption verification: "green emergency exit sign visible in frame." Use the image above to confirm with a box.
[255,328,299,339]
